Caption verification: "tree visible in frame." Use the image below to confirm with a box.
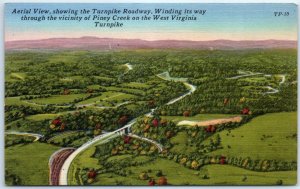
[191,160,199,169]
[156,170,163,177]
[165,131,173,139]
[223,98,229,105]
[219,156,226,165]
[87,169,97,179]
[157,176,167,185]
[183,110,190,117]
[148,179,156,186]
[123,136,131,144]
[152,119,159,127]
[118,115,128,126]
[139,172,149,180]
[215,134,221,146]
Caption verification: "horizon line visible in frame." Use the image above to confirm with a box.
[5,36,298,43]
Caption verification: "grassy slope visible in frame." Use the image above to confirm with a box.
[5,97,41,107]
[170,131,197,154]
[205,112,297,161]
[120,82,150,89]
[93,157,296,185]
[26,114,59,121]
[104,86,145,95]
[68,145,101,185]
[30,94,89,104]
[76,91,128,105]
[5,142,60,185]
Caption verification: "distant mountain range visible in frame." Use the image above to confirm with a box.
[5,36,297,50]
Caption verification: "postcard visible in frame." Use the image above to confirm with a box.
[4,3,297,186]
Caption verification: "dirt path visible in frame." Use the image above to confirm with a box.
[177,116,242,127]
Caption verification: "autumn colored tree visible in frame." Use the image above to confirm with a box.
[63,89,70,95]
[241,108,250,115]
[205,125,216,133]
[165,131,173,139]
[183,110,190,117]
[157,176,167,185]
[139,172,149,180]
[52,118,62,126]
[220,156,226,165]
[148,100,155,107]
[123,136,131,144]
[95,123,101,130]
[86,88,94,93]
[144,124,151,132]
[60,123,66,131]
[191,160,199,169]
[240,97,246,103]
[160,119,167,126]
[148,179,156,186]
[152,119,159,127]
[180,158,187,165]
[223,98,229,105]
[87,169,97,179]
[118,115,128,126]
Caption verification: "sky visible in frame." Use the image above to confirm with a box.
[5,3,298,41]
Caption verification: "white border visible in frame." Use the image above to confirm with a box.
[0,1,299,189]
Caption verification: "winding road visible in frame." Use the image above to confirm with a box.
[128,133,163,152]
[5,131,44,142]
[228,70,286,94]
[58,120,137,185]
[227,70,263,79]
[54,65,197,185]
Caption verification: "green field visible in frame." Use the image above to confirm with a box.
[26,114,59,121]
[29,94,89,105]
[76,91,134,106]
[5,97,41,107]
[47,130,83,143]
[92,157,296,185]
[120,82,151,89]
[102,93,136,103]
[5,143,60,185]
[170,131,197,154]
[5,134,36,147]
[104,86,145,95]
[204,112,297,161]
[93,76,115,81]
[161,114,237,123]
[68,145,102,185]
[76,91,117,105]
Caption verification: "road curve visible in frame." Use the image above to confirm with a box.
[58,120,137,185]
[5,131,44,142]
[129,133,163,152]
[167,82,196,105]
[57,69,197,185]
[125,63,133,70]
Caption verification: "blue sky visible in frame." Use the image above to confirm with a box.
[5,3,298,41]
